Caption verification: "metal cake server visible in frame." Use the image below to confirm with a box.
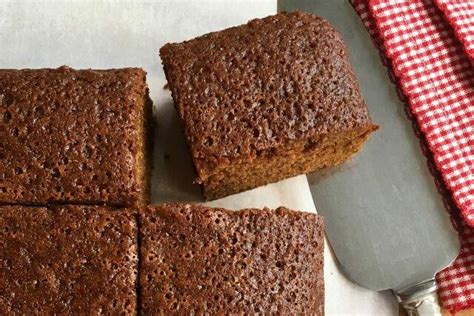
[279,0,460,314]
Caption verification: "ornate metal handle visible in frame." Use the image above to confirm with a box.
[395,279,441,316]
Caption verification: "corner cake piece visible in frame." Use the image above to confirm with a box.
[160,11,378,200]
[0,205,137,314]
[0,66,152,206]
[140,203,324,314]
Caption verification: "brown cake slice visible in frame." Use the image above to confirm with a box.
[160,11,378,200]
[0,205,138,314]
[140,203,324,314]
[0,66,153,206]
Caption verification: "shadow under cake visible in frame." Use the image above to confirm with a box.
[0,205,137,314]
[140,203,324,315]
[160,11,378,200]
[0,66,153,207]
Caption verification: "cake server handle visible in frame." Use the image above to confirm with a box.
[395,278,441,316]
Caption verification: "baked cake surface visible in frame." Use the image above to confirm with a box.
[140,203,324,314]
[0,66,152,206]
[0,205,137,314]
[160,11,378,199]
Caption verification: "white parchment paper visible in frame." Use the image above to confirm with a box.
[0,1,397,314]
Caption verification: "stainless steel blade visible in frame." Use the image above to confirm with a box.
[279,0,460,292]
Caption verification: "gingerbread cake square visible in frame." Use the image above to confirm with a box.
[140,203,324,314]
[160,11,378,200]
[0,66,152,206]
[0,205,137,314]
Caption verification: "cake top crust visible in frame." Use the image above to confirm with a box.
[140,203,324,314]
[0,66,147,206]
[160,11,374,164]
[0,205,137,314]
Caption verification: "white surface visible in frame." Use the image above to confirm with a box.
[0,1,397,314]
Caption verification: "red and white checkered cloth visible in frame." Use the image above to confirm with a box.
[351,0,474,313]
[436,1,474,63]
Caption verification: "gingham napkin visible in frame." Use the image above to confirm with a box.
[351,0,474,313]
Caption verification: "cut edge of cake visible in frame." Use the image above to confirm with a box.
[133,69,154,207]
[201,125,378,200]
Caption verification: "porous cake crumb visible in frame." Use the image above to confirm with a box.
[0,66,153,206]
[0,205,138,314]
[160,11,378,199]
[140,203,324,314]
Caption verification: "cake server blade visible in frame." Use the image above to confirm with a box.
[279,0,460,312]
